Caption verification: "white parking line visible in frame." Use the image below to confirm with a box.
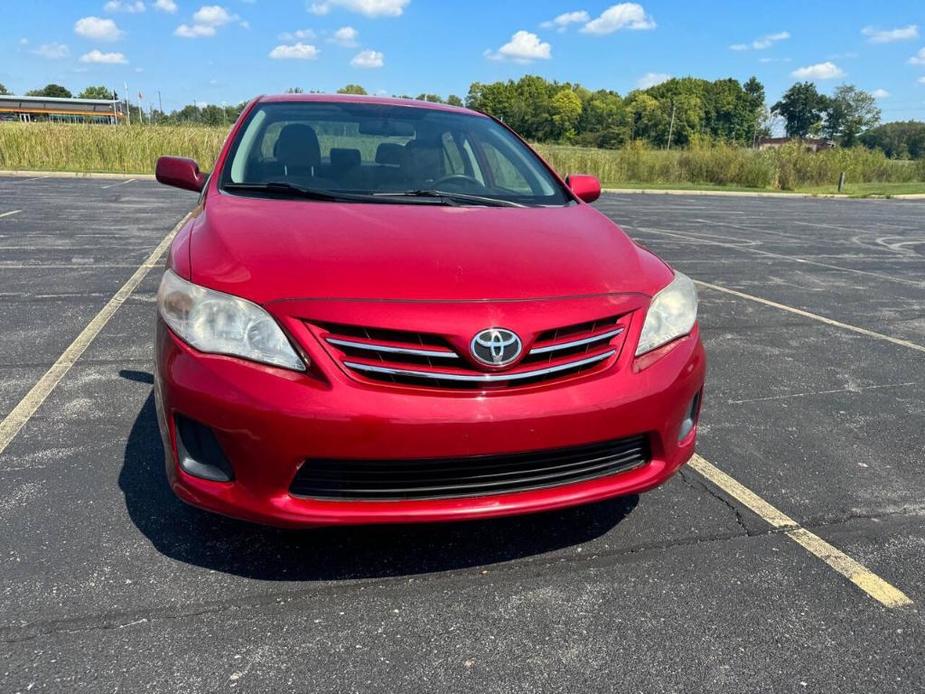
[689,455,912,608]
[0,210,22,219]
[696,280,925,355]
[637,226,925,288]
[0,214,189,458]
[101,179,137,190]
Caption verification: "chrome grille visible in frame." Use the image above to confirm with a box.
[315,315,629,390]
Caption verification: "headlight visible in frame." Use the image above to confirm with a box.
[636,272,698,356]
[157,269,306,371]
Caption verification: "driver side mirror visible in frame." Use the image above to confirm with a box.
[566,174,601,204]
[156,156,207,193]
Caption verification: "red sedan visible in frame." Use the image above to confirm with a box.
[153,94,705,528]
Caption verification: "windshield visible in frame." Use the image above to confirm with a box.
[220,101,571,206]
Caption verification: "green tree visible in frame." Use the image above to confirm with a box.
[860,121,925,159]
[285,87,304,94]
[446,94,464,107]
[549,88,582,141]
[577,89,624,140]
[742,76,766,144]
[823,84,880,146]
[625,92,669,145]
[78,85,114,100]
[772,82,827,138]
[0,83,10,95]
[26,83,72,98]
[337,84,367,95]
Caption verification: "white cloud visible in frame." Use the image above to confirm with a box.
[269,42,320,59]
[175,5,239,38]
[279,29,316,41]
[310,0,409,18]
[79,49,128,64]
[33,42,70,59]
[485,30,551,63]
[919,76,925,85]
[729,30,789,51]
[581,3,655,35]
[636,71,670,89]
[351,48,384,68]
[862,25,918,44]
[909,47,925,65]
[331,26,358,46]
[193,5,234,26]
[104,0,145,12]
[871,88,890,99]
[154,0,179,12]
[758,57,791,64]
[540,10,589,32]
[175,23,215,37]
[74,17,123,41]
[791,61,845,80]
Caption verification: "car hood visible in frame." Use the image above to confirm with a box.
[187,192,673,304]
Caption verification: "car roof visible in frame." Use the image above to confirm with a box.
[257,93,486,117]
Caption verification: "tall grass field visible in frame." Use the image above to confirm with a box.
[2,122,923,192]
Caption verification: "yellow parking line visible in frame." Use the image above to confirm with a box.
[695,280,925,355]
[0,209,22,219]
[0,214,189,458]
[689,454,913,608]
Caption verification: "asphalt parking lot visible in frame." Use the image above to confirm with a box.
[1,176,924,693]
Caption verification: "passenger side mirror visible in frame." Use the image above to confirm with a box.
[156,156,207,193]
[566,174,601,204]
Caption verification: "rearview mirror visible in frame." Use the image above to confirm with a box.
[566,174,601,203]
[358,119,415,137]
[156,156,207,193]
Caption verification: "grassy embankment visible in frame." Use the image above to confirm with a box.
[2,122,924,195]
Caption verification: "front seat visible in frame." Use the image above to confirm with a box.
[401,140,445,186]
[274,123,321,179]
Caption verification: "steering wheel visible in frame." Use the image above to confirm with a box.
[430,174,486,191]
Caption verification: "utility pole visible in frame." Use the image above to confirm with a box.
[124,81,131,126]
[158,90,163,123]
[666,101,676,151]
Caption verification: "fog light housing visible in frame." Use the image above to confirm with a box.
[175,415,234,482]
[678,390,702,441]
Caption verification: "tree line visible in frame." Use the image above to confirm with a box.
[3,78,923,159]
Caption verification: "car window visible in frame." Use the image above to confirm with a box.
[441,132,467,176]
[480,141,534,194]
[221,101,570,206]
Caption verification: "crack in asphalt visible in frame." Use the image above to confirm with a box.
[678,467,757,535]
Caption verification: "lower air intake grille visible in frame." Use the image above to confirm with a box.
[290,434,650,500]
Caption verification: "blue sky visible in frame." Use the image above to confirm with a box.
[3,0,925,120]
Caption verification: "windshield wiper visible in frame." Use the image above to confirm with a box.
[374,190,526,208]
[224,181,347,201]
[224,182,456,205]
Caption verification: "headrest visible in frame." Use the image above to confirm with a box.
[274,124,321,167]
[375,142,404,166]
[330,148,362,170]
[402,140,443,177]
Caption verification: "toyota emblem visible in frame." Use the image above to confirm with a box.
[470,328,522,367]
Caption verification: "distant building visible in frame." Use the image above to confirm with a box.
[0,95,124,124]
[757,136,836,152]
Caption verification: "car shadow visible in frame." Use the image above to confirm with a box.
[120,392,638,581]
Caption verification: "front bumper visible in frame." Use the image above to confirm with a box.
[154,319,706,528]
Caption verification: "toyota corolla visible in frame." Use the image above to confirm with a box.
[153,94,705,528]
